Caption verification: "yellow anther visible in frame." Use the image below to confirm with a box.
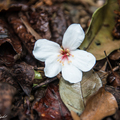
[66,53,70,56]
[57,54,61,57]
[60,49,63,53]
[66,49,69,52]
[57,59,60,61]
[72,55,74,57]
[68,60,72,64]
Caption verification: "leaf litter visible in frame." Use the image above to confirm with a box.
[1,0,120,120]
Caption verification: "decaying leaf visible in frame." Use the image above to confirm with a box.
[107,71,120,88]
[59,70,102,115]
[28,9,51,40]
[0,0,36,12]
[71,87,118,120]
[33,83,72,120]
[0,83,16,119]
[7,13,36,55]
[0,62,34,96]
[0,17,22,66]
[80,0,120,60]
[109,49,120,60]
[11,62,35,96]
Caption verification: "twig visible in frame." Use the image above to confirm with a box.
[19,12,42,40]
[34,67,44,71]
[104,51,114,73]
[32,77,58,91]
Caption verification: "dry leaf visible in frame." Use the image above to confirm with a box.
[33,83,72,120]
[79,87,118,120]
[21,18,42,40]
[71,86,120,120]
[80,0,120,60]
[59,70,102,115]
[7,13,36,55]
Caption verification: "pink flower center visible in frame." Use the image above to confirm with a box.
[57,48,74,66]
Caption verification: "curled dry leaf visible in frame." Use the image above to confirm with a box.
[79,87,118,120]
[105,85,120,108]
[59,70,102,115]
[109,50,120,60]
[7,13,36,55]
[80,0,120,60]
[0,17,22,66]
[107,71,120,89]
[71,87,118,120]
[33,83,72,120]
[20,17,42,40]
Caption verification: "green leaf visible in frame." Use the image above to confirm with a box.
[80,0,119,60]
[33,84,38,87]
[34,70,42,79]
[59,70,102,115]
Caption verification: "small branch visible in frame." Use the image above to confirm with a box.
[32,77,58,91]
[34,67,44,71]
[19,12,42,40]
[104,51,114,73]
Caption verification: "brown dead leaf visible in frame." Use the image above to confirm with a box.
[7,13,36,55]
[109,50,120,60]
[11,62,35,96]
[0,0,11,12]
[0,62,34,96]
[20,18,42,40]
[0,17,22,66]
[28,10,51,40]
[79,87,118,120]
[33,83,72,120]
[71,111,80,120]
[107,72,120,89]
[0,0,37,12]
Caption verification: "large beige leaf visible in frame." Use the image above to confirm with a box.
[80,0,119,60]
[59,70,102,115]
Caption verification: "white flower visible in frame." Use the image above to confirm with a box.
[33,24,96,83]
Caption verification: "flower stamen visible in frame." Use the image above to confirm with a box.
[68,60,72,64]
[57,48,73,65]
[72,55,74,57]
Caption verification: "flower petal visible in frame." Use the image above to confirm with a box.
[44,54,62,78]
[70,50,96,72]
[62,24,85,51]
[33,39,61,62]
[62,62,82,83]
